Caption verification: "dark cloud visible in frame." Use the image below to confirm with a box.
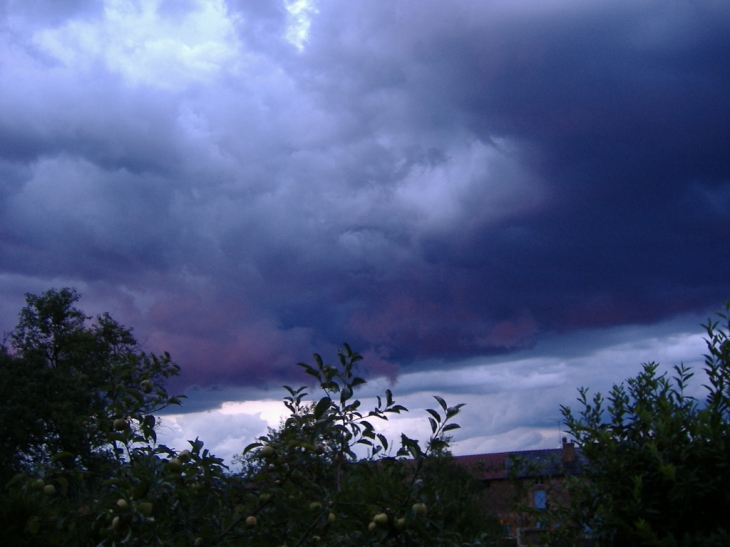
[0,0,728,392]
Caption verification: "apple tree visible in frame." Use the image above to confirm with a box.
[1,289,505,546]
[232,344,499,547]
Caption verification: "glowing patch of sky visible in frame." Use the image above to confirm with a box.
[33,0,240,88]
[158,324,708,466]
[284,0,317,50]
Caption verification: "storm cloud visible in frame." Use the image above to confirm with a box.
[1,0,728,428]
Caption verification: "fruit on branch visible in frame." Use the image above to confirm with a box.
[373,513,388,526]
[167,458,183,472]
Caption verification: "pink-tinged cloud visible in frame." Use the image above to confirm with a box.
[476,315,539,350]
[347,294,539,356]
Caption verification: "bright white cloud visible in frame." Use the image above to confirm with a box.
[393,139,544,232]
[161,319,710,466]
[33,0,240,88]
[157,400,287,468]
[284,0,317,50]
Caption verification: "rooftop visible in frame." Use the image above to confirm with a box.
[453,440,587,480]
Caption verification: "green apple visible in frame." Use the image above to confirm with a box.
[43,484,56,496]
[245,515,257,527]
[260,445,275,458]
[112,516,121,530]
[328,512,336,524]
[309,501,322,510]
[31,478,45,491]
[395,517,406,531]
[138,502,153,516]
[116,499,129,510]
[194,538,205,547]
[260,493,272,502]
[368,521,378,533]
[167,458,183,472]
[113,419,129,431]
[373,513,388,526]
[179,449,192,462]
[412,503,427,516]
[141,380,154,393]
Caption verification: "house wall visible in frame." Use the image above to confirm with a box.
[477,475,572,536]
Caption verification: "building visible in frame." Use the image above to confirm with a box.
[453,438,587,546]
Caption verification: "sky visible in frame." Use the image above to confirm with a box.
[1,0,729,465]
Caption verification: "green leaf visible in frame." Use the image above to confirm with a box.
[446,403,466,419]
[387,405,408,414]
[243,442,262,454]
[303,368,321,380]
[433,395,448,412]
[50,451,74,463]
[377,434,389,451]
[340,385,353,404]
[429,417,438,434]
[26,516,40,536]
[314,396,331,419]
[442,423,461,432]
[425,408,441,423]
[132,479,150,499]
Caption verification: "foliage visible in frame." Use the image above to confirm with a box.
[236,343,494,546]
[1,289,501,546]
[0,288,181,480]
[552,304,730,547]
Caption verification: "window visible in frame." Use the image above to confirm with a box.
[534,489,546,510]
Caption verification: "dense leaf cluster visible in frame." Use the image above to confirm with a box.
[535,305,730,547]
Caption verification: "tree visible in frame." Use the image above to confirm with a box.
[235,345,495,546]
[556,304,730,546]
[2,290,504,546]
[0,288,180,479]
[0,289,183,546]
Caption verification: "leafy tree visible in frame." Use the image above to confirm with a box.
[235,344,494,546]
[554,304,730,547]
[1,290,503,546]
[0,289,183,545]
[1,288,180,479]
